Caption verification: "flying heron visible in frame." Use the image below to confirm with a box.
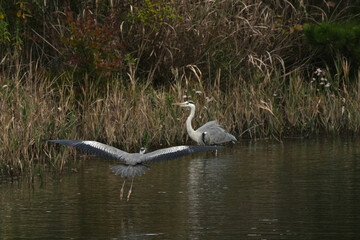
[173,101,237,145]
[48,140,222,200]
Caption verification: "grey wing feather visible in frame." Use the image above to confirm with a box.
[197,120,221,133]
[138,145,223,164]
[48,140,129,161]
[197,121,237,144]
[205,128,237,144]
[110,164,150,178]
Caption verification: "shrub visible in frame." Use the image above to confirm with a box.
[61,8,125,80]
[303,21,360,65]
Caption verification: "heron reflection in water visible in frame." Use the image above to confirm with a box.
[48,140,222,201]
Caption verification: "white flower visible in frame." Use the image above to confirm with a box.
[182,95,188,99]
[195,90,202,94]
[325,83,331,88]
[315,68,322,76]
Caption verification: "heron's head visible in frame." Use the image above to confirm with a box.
[173,100,195,108]
[139,147,146,154]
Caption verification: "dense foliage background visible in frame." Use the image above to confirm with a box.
[1,0,358,86]
[1,0,360,176]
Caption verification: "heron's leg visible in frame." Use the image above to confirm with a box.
[120,179,126,200]
[127,177,134,201]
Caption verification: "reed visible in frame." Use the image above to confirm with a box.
[1,62,360,177]
[1,1,360,177]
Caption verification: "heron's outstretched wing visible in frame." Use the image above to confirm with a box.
[197,121,237,145]
[48,140,130,161]
[137,145,223,164]
[111,164,150,178]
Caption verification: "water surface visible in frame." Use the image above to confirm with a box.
[1,138,360,239]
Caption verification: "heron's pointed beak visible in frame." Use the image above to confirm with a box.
[173,102,184,106]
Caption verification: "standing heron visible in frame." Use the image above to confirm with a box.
[173,101,237,145]
[48,140,222,200]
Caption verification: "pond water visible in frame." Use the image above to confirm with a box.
[1,138,360,239]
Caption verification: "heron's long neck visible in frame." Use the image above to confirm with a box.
[186,105,198,141]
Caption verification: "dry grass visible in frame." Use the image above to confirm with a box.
[1,1,360,177]
[120,0,308,84]
[1,63,360,177]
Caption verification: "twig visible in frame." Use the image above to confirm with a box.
[31,29,62,55]
[239,123,264,137]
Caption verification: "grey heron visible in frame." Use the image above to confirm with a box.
[114,147,147,200]
[48,140,222,200]
[173,101,237,145]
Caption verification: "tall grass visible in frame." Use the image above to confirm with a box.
[1,60,360,177]
[1,0,360,177]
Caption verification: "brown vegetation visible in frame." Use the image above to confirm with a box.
[0,1,359,177]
